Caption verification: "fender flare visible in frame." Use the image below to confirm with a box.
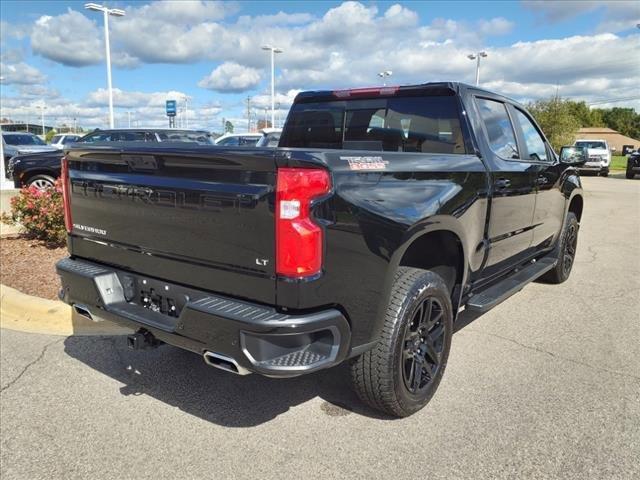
[371,216,471,339]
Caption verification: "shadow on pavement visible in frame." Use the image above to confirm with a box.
[63,335,389,427]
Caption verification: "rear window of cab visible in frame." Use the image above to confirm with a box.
[280,95,468,154]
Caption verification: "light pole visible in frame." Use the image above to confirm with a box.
[85,3,125,128]
[378,70,393,86]
[467,51,488,86]
[37,104,47,138]
[183,96,189,129]
[262,45,283,127]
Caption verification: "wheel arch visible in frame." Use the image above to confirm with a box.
[568,194,583,222]
[374,219,470,338]
[19,168,58,187]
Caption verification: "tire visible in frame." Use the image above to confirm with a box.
[27,174,56,190]
[626,168,635,179]
[350,267,453,417]
[540,212,579,284]
[600,169,609,177]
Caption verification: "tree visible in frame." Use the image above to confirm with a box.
[528,96,581,152]
[565,100,603,127]
[224,120,234,133]
[601,108,640,139]
[45,129,57,143]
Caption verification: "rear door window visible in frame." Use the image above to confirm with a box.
[476,98,519,159]
[51,135,62,143]
[281,95,467,154]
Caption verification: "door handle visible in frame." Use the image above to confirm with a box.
[536,176,549,185]
[494,178,511,189]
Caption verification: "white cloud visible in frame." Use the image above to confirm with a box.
[523,1,640,32]
[0,62,47,85]
[198,62,261,92]
[31,9,103,67]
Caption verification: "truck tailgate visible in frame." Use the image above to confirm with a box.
[65,144,277,304]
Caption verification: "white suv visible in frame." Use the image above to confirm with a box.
[574,139,611,176]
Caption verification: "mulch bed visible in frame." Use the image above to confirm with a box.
[0,236,67,300]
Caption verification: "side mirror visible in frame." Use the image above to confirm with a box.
[559,145,588,166]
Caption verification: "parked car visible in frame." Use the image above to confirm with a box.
[50,134,82,149]
[2,132,58,176]
[574,139,611,176]
[626,150,640,179]
[56,82,584,417]
[214,133,262,146]
[255,128,282,147]
[6,128,215,189]
[80,128,215,144]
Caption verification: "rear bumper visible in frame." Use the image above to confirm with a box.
[56,257,351,377]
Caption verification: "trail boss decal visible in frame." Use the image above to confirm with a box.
[340,156,388,171]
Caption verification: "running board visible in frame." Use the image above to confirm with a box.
[466,257,557,313]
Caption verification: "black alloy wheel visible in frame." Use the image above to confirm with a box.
[562,221,578,278]
[402,297,445,394]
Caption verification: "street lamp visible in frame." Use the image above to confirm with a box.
[467,51,488,86]
[262,45,283,127]
[378,70,393,86]
[85,3,125,129]
[37,104,47,137]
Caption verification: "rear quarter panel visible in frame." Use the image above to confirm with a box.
[276,149,489,347]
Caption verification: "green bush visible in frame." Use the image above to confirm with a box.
[1,180,66,245]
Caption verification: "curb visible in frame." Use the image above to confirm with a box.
[0,284,131,336]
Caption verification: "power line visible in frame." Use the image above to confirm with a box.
[586,96,640,106]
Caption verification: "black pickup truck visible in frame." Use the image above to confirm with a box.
[56,82,584,417]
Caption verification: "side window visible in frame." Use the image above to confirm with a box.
[240,136,259,146]
[219,136,239,146]
[514,109,548,162]
[51,135,62,143]
[476,98,519,159]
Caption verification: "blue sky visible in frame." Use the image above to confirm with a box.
[1,1,639,132]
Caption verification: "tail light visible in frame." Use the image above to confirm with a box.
[61,156,72,233]
[276,168,331,278]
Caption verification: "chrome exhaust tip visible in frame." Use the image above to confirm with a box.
[73,304,94,321]
[203,351,251,375]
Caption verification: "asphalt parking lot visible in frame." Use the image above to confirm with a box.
[1,175,639,480]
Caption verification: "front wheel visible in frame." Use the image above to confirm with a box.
[350,267,453,417]
[626,167,635,179]
[26,174,56,190]
[540,211,579,284]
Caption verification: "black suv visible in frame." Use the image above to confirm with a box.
[626,151,640,179]
[6,129,214,189]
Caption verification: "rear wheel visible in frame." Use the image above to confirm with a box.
[27,174,56,190]
[350,267,453,417]
[540,211,579,284]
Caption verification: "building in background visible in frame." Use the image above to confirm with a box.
[575,127,639,154]
[0,122,55,136]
